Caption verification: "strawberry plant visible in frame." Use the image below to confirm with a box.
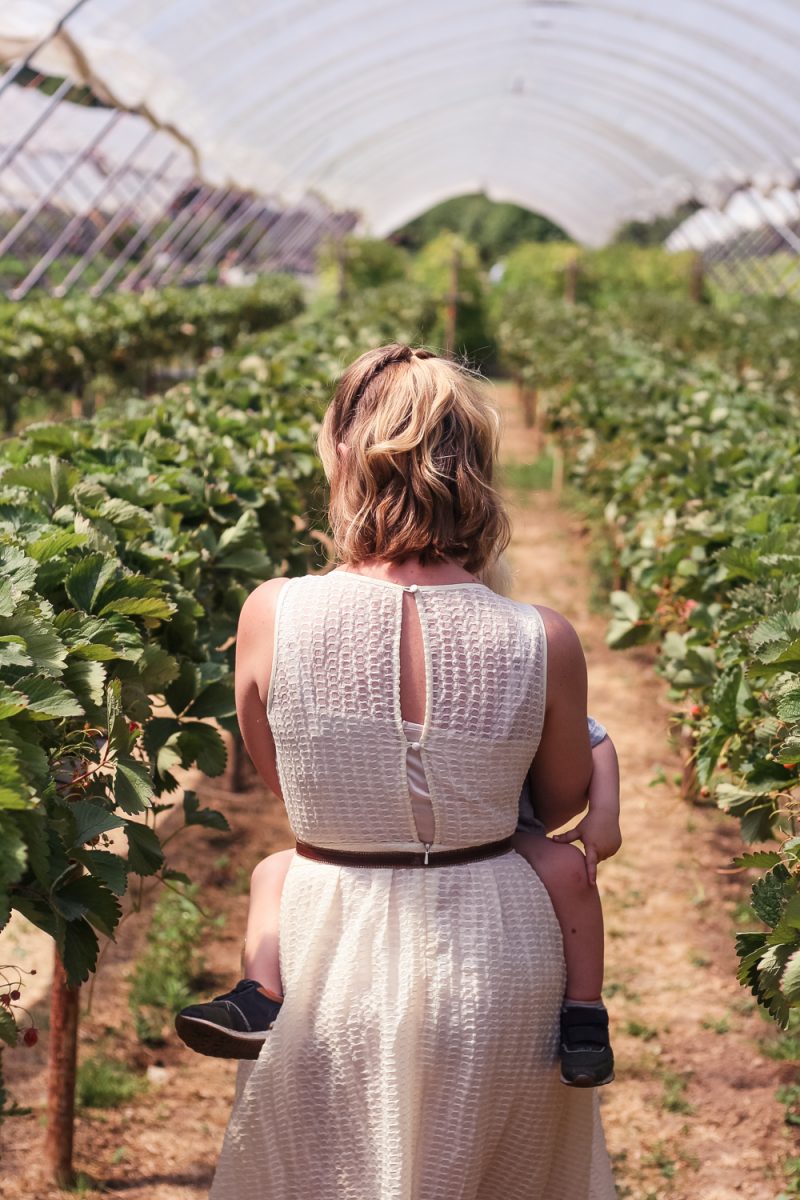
[494,286,800,1023]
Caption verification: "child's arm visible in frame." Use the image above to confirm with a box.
[551,735,621,885]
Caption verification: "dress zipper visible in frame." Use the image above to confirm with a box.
[423,842,432,865]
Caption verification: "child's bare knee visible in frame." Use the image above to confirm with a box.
[251,847,294,887]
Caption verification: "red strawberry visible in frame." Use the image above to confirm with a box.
[690,705,702,718]
[23,1027,38,1047]
[10,990,20,1001]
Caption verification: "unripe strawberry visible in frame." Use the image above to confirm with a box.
[23,1027,38,1047]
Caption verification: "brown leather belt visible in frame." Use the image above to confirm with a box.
[294,836,515,869]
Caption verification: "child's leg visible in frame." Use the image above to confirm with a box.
[242,848,295,998]
[511,831,604,1001]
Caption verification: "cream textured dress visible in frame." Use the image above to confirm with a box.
[210,570,617,1199]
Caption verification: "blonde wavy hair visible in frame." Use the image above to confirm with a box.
[317,344,512,586]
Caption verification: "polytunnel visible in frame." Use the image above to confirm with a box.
[1,0,800,295]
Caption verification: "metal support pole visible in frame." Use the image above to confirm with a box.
[11,122,157,299]
[0,107,122,261]
[152,189,243,287]
[0,77,74,177]
[118,183,215,291]
[89,176,192,295]
[172,195,264,285]
[54,150,180,295]
[235,205,281,266]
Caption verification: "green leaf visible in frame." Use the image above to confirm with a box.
[65,554,118,613]
[777,689,800,723]
[0,813,28,924]
[70,848,128,896]
[62,660,106,708]
[57,915,99,985]
[0,1005,18,1047]
[183,790,230,832]
[751,865,791,928]
[125,820,164,876]
[782,947,800,1002]
[733,851,782,869]
[98,596,174,619]
[185,680,236,720]
[0,602,67,676]
[67,801,126,848]
[114,758,153,814]
[17,675,84,720]
[26,529,88,563]
[0,682,28,720]
[51,874,122,937]
[162,868,191,886]
[177,724,227,776]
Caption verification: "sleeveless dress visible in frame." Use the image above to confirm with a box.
[210,571,617,1199]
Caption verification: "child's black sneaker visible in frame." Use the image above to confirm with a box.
[175,979,283,1060]
[559,1002,615,1087]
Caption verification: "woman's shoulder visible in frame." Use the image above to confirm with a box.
[512,601,585,665]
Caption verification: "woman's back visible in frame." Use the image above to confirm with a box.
[267,569,547,851]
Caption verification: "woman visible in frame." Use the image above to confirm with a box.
[209,344,618,1198]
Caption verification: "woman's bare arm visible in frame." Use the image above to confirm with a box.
[527,605,593,833]
[233,577,289,800]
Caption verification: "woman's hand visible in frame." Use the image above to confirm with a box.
[551,810,622,886]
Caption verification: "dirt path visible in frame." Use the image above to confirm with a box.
[2,383,795,1199]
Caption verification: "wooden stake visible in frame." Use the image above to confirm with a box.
[518,380,537,429]
[551,444,564,498]
[689,253,705,304]
[680,725,699,804]
[564,256,580,304]
[45,950,79,1188]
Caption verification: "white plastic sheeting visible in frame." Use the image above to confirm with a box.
[2,0,800,244]
[0,85,195,217]
[667,186,800,252]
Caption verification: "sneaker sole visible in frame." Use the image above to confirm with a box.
[175,1014,269,1060]
[560,1069,615,1088]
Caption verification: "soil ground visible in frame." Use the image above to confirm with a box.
[1,383,797,1199]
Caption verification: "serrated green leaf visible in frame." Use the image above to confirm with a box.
[125,820,164,876]
[162,868,191,885]
[67,801,126,848]
[70,848,127,896]
[177,724,227,776]
[185,680,235,720]
[782,947,800,1002]
[0,1004,18,1046]
[98,596,174,619]
[65,554,118,613]
[51,874,122,937]
[17,675,84,720]
[0,682,28,720]
[114,758,153,814]
[182,790,230,832]
[62,659,106,708]
[733,851,782,869]
[57,914,99,985]
[0,602,67,676]
[26,529,88,563]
